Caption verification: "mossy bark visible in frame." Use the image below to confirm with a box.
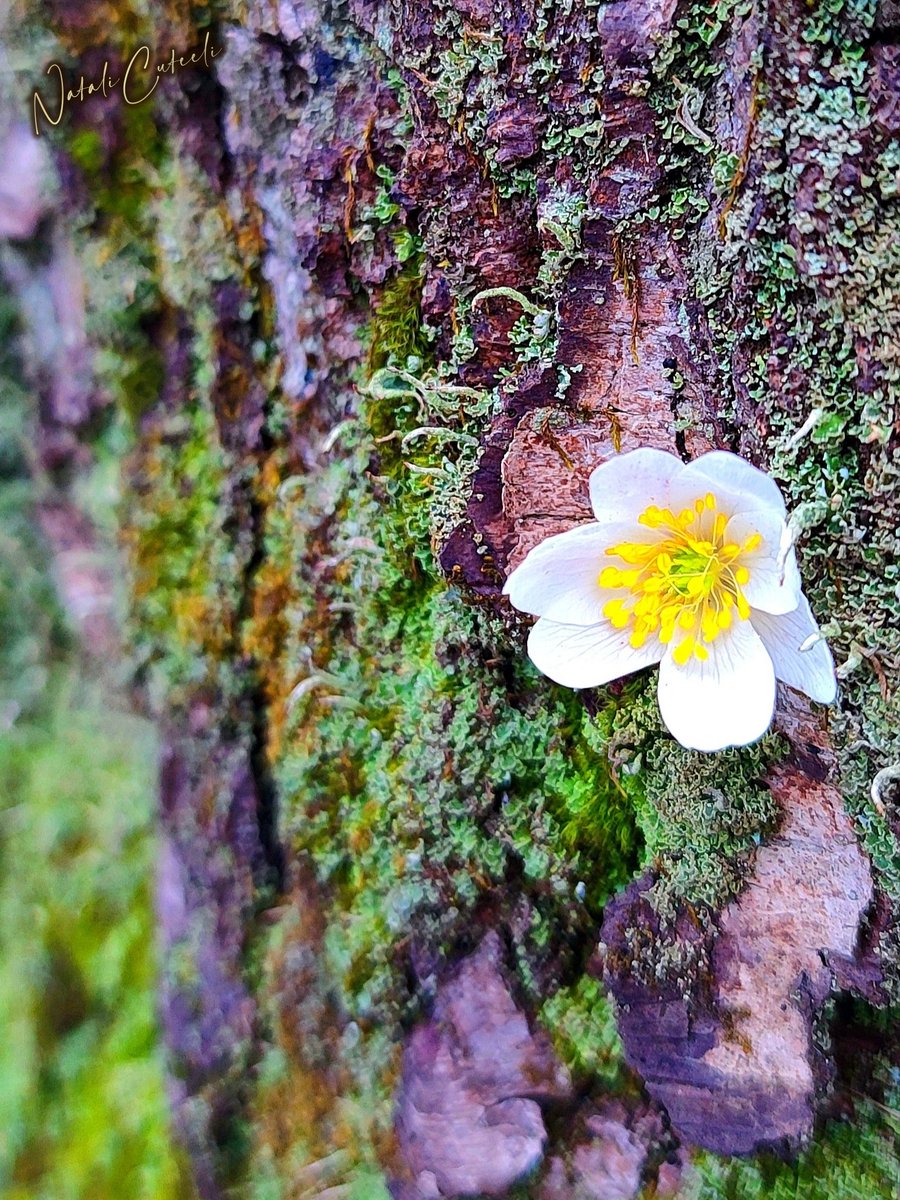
[20,0,900,1196]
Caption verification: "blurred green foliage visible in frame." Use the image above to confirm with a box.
[0,301,193,1200]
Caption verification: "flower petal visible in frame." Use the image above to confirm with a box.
[527,617,663,689]
[672,450,787,519]
[750,597,837,704]
[588,448,683,524]
[503,521,646,624]
[657,620,776,751]
[725,511,801,615]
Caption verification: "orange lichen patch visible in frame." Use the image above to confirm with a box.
[172,591,233,660]
[256,451,285,508]
[243,558,294,759]
[612,233,641,367]
[718,72,759,240]
[249,885,348,1171]
[249,874,403,1185]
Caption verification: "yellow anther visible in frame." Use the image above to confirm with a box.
[736,593,751,620]
[599,567,623,587]
[701,610,720,641]
[608,541,653,564]
[743,532,762,552]
[717,607,732,630]
[695,643,709,661]
[673,636,695,665]
[734,566,750,585]
[630,626,650,649]
[603,598,631,628]
[705,492,716,510]
[678,508,695,527]
[678,609,697,630]
[694,498,705,514]
[713,513,728,541]
[720,542,740,560]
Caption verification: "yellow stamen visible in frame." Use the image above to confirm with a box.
[597,491,762,667]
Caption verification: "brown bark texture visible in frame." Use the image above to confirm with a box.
[6,0,900,1197]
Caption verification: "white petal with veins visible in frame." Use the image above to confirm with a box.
[725,511,802,615]
[527,618,664,690]
[673,450,787,518]
[588,447,683,525]
[750,597,837,704]
[657,621,777,752]
[503,521,644,625]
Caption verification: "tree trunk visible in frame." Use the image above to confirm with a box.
[10,0,900,1196]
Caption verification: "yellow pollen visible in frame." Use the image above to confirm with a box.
[598,493,763,666]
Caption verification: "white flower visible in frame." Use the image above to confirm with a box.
[503,448,836,752]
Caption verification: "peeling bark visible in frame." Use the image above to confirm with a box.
[600,698,875,1155]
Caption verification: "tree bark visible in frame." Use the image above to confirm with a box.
[11,0,900,1196]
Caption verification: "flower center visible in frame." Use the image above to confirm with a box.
[598,492,762,665]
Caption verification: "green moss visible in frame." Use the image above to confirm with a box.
[597,677,783,919]
[366,262,431,375]
[539,975,626,1089]
[253,346,642,1163]
[123,397,242,705]
[0,286,191,1200]
[692,1100,900,1199]
[0,677,193,1200]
